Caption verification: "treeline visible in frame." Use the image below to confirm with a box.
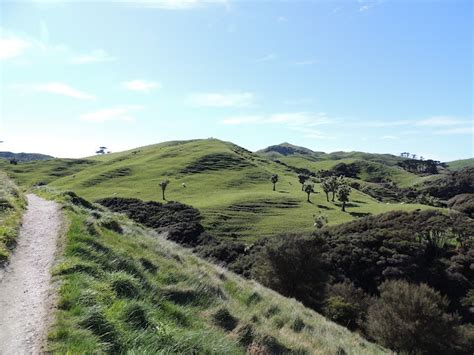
[98,197,473,353]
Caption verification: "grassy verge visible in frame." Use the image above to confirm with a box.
[0,171,26,265]
[46,189,387,354]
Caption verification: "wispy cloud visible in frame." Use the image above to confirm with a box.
[14,82,96,100]
[71,49,116,64]
[434,127,474,135]
[188,92,255,107]
[124,0,228,10]
[123,79,161,93]
[416,116,467,127]
[222,112,334,126]
[80,106,144,122]
[255,53,277,62]
[277,16,288,23]
[380,135,399,140]
[0,36,29,60]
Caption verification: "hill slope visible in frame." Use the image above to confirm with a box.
[44,189,386,354]
[1,139,436,241]
[0,151,53,162]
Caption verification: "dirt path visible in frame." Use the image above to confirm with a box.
[0,194,62,354]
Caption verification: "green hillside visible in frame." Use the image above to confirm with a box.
[447,158,474,171]
[0,139,436,242]
[45,189,386,354]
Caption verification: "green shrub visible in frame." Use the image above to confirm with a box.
[367,280,462,354]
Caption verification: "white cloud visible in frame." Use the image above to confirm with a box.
[222,112,334,126]
[255,53,277,62]
[359,4,372,12]
[14,82,96,100]
[71,49,116,64]
[0,37,29,60]
[277,16,288,23]
[80,106,144,122]
[122,79,161,93]
[380,135,399,140]
[188,92,255,107]
[434,127,474,135]
[124,0,228,10]
[416,116,467,127]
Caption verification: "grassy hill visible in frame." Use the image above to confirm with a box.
[447,158,474,171]
[0,139,436,242]
[0,172,25,265]
[44,189,386,354]
[0,151,53,163]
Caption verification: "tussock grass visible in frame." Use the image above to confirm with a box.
[0,171,25,265]
[47,191,388,354]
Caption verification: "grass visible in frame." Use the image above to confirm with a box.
[0,171,25,265]
[46,189,388,354]
[1,139,439,242]
[446,158,474,171]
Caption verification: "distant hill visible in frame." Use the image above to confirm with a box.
[446,158,474,171]
[0,139,436,241]
[0,151,53,163]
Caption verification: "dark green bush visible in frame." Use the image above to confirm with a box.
[367,280,462,354]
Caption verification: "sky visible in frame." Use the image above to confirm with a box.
[0,0,472,161]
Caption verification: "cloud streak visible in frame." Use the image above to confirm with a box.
[71,49,116,64]
[123,0,228,10]
[14,82,96,100]
[80,106,144,122]
[0,37,29,60]
[123,79,161,93]
[188,92,255,107]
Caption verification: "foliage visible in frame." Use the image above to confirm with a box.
[270,174,278,191]
[304,183,314,202]
[336,180,351,211]
[367,280,463,354]
[447,193,474,217]
[252,234,328,309]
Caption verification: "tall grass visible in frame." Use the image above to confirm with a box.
[0,171,25,265]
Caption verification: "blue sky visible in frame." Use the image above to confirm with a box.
[0,0,472,160]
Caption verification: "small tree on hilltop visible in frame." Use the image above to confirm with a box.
[271,174,279,191]
[298,174,309,191]
[304,183,315,202]
[337,183,351,212]
[321,178,331,202]
[159,179,169,200]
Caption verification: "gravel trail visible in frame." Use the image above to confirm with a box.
[0,194,61,354]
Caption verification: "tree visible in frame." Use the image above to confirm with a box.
[159,179,169,200]
[321,178,331,202]
[367,280,462,354]
[252,234,328,309]
[304,183,314,202]
[9,158,18,165]
[271,174,279,191]
[96,146,108,155]
[336,183,351,212]
[298,174,309,191]
[328,176,339,202]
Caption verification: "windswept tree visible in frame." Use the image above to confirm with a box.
[321,178,331,202]
[328,175,340,202]
[96,146,108,155]
[271,174,279,191]
[159,179,170,200]
[298,174,309,191]
[337,183,351,212]
[304,183,315,202]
